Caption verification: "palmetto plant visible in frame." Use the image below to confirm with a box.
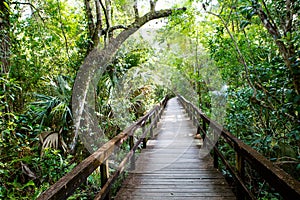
[28,75,72,153]
[30,76,72,126]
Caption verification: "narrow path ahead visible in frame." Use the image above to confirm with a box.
[115,98,236,200]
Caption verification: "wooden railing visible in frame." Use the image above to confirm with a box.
[178,95,300,200]
[37,96,169,200]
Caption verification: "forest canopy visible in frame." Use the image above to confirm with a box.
[0,0,299,199]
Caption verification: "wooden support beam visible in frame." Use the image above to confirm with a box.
[100,160,110,200]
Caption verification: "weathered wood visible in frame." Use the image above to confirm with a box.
[115,98,235,200]
[129,135,135,170]
[37,132,128,200]
[100,160,110,200]
[202,120,207,148]
[116,197,235,200]
[38,97,168,200]
[149,115,154,138]
[213,145,255,200]
[94,148,135,200]
[142,122,147,148]
[178,95,300,199]
[213,141,219,168]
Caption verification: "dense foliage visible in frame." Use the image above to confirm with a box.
[159,0,300,198]
[199,0,300,179]
[0,0,181,198]
[0,0,299,199]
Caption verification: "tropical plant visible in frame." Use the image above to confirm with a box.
[27,75,72,153]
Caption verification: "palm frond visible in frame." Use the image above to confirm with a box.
[29,75,72,128]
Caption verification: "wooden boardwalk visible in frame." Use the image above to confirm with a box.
[115,98,236,200]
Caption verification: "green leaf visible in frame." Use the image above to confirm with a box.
[3,2,9,11]
[240,20,251,29]
[21,180,35,189]
[16,132,24,138]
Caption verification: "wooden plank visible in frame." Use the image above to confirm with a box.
[37,132,128,200]
[123,183,232,188]
[123,177,229,183]
[125,174,227,179]
[130,169,222,173]
[118,189,235,194]
[117,191,235,197]
[115,98,235,200]
[116,197,234,200]
[124,181,231,186]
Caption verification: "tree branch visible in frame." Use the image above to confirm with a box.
[255,6,280,39]
[95,0,103,30]
[261,0,280,35]
[285,0,293,33]
[56,0,70,60]
[99,0,112,44]
[104,0,112,41]
[133,0,139,20]
[150,0,156,12]
[128,7,187,29]
[205,10,257,98]
[99,0,109,31]
[84,0,95,39]
[92,0,103,47]
[253,1,299,95]
[71,6,187,153]
[11,2,45,22]
[108,25,128,32]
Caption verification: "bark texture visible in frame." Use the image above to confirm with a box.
[70,7,186,153]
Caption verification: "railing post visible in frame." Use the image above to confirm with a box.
[194,110,197,126]
[202,120,207,148]
[196,125,201,135]
[156,106,161,123]
[236,154,245,180]
[185,103,189,117]
[213,142,219,169]
[100,160,110,200]
[142,122,147,149]
[192,109,195,126]
[188,104,192,120]
[213,130,219,168]
[236,147,245,199]
[150,114,153,138]
[154,107,158,128]
[129,134,135,170]
[159,104,164,118]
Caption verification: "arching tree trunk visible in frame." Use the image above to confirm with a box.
[70,7,187,154]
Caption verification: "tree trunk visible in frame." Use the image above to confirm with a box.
[84,0,95,53]
[104,0,112,43]
[255,3,300,96]
[0,0,10,75]
[70,7,186,154]
[93,0,103,48]
[0,1,12,117]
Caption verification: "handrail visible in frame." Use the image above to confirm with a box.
[177,95,300,199]
[37,96,169,200]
